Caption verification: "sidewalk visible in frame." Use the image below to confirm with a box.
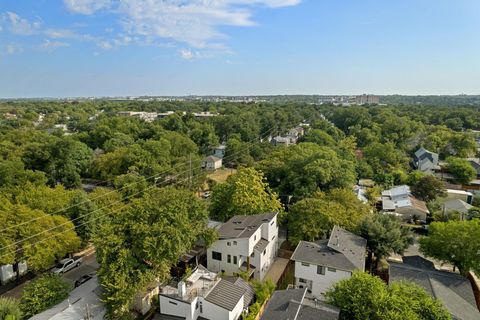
[265,258,289,285]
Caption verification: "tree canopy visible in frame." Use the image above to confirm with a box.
[420,220,480,275]
[358,214,414,261]
[209,167,283,222]
[288,188,370,245]
[325,272,451,320]
[95,187,214,318]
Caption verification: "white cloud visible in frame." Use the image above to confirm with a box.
[180,49,194,60]
[64,0,112,15]
[3,43,23,55]
[4,11,41,35]
[44,28,77,39]
[64,0,301,48]
[39,39,70,52]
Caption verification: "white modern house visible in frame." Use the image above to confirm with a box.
[381,185,430,221]
[291,226,367,300]
[159,265,253,320]
[207,212,278,281]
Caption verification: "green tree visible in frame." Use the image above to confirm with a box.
[95,187,212,318]
[0,297,21,320]
[358,214,413,266]
[288,189,370,245]
[420,220,480,275]
[325,272,450,320]
[446,157,476,184]
[209,167,283,221]
[20,274,71,319]
[257,143,357,198]
[411,175,447,202]
[0,199,81,272]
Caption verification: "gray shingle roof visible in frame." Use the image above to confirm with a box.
[443,199,473,214]
[205,279,245,311]
[389,258,480,320]
[297,304,340,320]
[260,288,306,320]
[260,288,339,320]
[327,226,367,271]
[223,276,255,306]
[254,238,270,252]
[218,212,277,239]
[291,227,366,272]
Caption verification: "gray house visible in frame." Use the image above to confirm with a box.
[413,147,440,173]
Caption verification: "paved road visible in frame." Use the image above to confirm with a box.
[1,253,99,299]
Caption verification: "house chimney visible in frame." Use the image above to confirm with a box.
[178,281,187,299]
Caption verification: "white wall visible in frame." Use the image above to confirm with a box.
[207,215,278,280]
[202,296,244,320]
[207,238,248,276]
[159,296,195,320]
[294,261,352,299]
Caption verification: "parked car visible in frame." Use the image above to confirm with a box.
[74,273,94,287]
[52,256,83,274]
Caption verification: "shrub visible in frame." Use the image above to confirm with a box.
[0,297,22,320]
[20,274,72,318]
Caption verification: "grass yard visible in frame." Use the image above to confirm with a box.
[207,168,236,184]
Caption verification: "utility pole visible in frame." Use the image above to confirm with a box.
[188,153,192,190]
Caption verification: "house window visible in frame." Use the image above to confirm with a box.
[317,266,325,275]
[254,235,257,241]
[251,252,255,258]
[270,221,274,226]
[227,242,231,246]
[233,241,237,245]
[227,254,231,263]
[196,302,199,310]
[263,250,266,255]
[301,262,310,267]
[169,301,178,305]
[328,267,336,272]
[299,278,307,283]
[200,302,203,313]
[272,235,276,241]
[233,256,237,265]
[212,251,222,261]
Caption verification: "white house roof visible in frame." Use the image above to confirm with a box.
[31,275,105,320]
[381,185,410,198]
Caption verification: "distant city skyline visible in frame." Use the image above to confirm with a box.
[1,0,479,98]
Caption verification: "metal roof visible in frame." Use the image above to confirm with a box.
[205,279,246,311]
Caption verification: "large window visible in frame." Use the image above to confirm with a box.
[212,251,222,261]
[233,256,237,265]
[301,262,310,267]
[227,254,231,263]
[317,265,325,275]
[328,267,336,272]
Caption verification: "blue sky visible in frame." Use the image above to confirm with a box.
[0,0,479,98]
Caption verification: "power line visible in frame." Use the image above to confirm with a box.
[0,118,304,256]
[0,117,287,234]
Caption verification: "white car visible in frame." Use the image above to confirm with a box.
[52,257,83,274]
